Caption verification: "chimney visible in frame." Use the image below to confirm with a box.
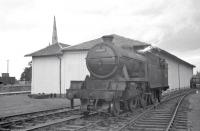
[102,35,114,43]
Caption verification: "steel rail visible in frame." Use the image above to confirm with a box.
[0,108,79,126]
[0,107,80,130]
[116,89,192,131]
[23,115,83,131]
[50,88,189,131]
[0,105,79,120]
[23,111,99,131]
[0,91,30,95]
[165,89,195,131]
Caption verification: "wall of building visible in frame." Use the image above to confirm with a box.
[179,63,193,87]
[31,51,193,94]
[32,56,60,94]
[61,51,193,92]
[161,55,193,89]
[61,51,89,93]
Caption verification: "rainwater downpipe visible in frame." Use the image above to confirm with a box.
[178,63,180,90]
[57,55,62,97]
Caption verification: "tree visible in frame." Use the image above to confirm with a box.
[20,61,32,81]
[196,71,200,77]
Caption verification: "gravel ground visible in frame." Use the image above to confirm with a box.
[188,89,200,131]
[0,94,79,117]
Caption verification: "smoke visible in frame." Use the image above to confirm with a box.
[137,45,161,53]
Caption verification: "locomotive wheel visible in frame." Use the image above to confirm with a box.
[149,93,155,105]
[123,101,129,111]
[140,98,147,108]
[110,100,120,116]
[83,111,89,116]
[128,98,138,112]
[80,99,89,112]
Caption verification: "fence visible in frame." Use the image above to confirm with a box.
[0,85,31,93]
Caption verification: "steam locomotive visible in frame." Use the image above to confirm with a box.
[66,35,169,116]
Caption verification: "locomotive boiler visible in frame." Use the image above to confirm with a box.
[66,35,169,116]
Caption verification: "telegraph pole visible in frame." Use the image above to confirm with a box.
[7,59,9,73]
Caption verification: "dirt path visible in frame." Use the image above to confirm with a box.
[187,89,200,131]
[0,94,79,117]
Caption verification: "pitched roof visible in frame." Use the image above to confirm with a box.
[62,34,195,68]
[25,43,69,57]
[63,34,149,51]
[159,49,195,68]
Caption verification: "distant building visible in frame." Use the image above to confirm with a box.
[0,73,16,85]
[25,18,195,94]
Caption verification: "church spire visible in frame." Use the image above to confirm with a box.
[52,16,58,44]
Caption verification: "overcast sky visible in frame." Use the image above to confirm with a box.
[0,0,200,79]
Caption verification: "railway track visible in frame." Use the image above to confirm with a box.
[0,88,193,131]
[0,91,30,96]
[117,89,195,131]
[21,89,192,131]
[0,106,80,131]
[166,91,192,131]
[22,107,145,131]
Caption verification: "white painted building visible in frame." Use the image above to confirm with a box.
[160,51,194,89]
[61,35,195,92]
[26,16,70,94]
[26,34,195,94]
[25,17,194,94]
[61,51,89,94]
[25,43,69,94]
